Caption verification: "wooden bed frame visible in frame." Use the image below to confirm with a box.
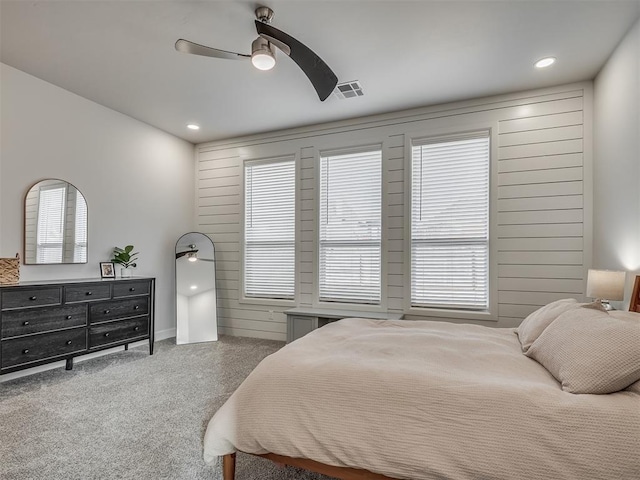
[222,452,398,480]
[221,276,640,480]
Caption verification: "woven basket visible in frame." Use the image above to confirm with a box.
[0,253,20,284]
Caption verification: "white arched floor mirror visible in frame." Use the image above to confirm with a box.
[175,232,218,344]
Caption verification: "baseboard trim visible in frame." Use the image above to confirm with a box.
[155,327,176,341]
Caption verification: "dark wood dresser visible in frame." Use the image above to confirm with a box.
[0,277,155,375]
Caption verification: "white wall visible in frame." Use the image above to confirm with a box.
[0,63,195,337]
[176,290,218,344]
[188,289,218,343]
[176,294,189,344]
[196,83,593,341]
[594,19,640,308]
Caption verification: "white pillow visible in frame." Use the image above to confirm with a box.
[526,307,640,394]
[625,380,640,394]
[614,312,640,395]
[609,310,640,322]
[516,299,578,352]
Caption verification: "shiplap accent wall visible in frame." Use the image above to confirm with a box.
[196,83,592,341]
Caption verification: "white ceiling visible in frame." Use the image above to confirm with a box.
[2,1,639,144]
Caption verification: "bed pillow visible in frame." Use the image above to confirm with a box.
[609,310,640,322]
[516,298,579,352]
[526,307,640,394]
[625,380,640,394]
[613,311,640,395]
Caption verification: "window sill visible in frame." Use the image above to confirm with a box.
[315,301,384,313]
[404,306,498,322]
[239,296,296,307]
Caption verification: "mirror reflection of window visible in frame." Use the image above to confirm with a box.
[73,192,88,263]
[36,185,66,263]
[24,179,88,264]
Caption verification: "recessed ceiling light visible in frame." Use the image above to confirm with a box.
[187,124,200,130]
[535,57,556,69]
[190,285,198,290]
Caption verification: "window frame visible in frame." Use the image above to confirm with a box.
[404,123,498,321]
[313,141,387,312]
[73,191,88,263]
[240,154,297,306]
[35,183,68,264]
[317,144,384,305]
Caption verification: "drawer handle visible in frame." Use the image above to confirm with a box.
[22,349,29,354]
[134,326,140,331]
[29,296,37,301]
[23,321,29,326]
[66,340,72,345]
[134,305,140,310]
[104,310,110,314]
[86,291,93,296]
[130,287,136,292]
[104,333,110,337]
[66,315,72,320]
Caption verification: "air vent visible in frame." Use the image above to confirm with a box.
[334,80,364,99]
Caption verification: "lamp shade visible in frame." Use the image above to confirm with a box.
[586,269,626,301]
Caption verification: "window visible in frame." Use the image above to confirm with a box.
[319,148,382,303]
[243,158,295,299]
[73,192,88,263]
[411,131,490,310]
[36,185,66,263]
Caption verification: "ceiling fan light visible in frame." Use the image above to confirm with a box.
[251,37,276,71]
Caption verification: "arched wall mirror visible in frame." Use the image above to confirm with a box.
[24,179,88,264]
[175,232,218,344]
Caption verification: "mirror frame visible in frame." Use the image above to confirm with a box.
[175,232,218,344]
[23,178,89,265]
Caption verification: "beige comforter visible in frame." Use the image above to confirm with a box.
[203,318,640,479]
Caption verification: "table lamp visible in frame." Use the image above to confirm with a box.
[586,269,626,310]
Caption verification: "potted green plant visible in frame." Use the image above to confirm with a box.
[111,245,138,278]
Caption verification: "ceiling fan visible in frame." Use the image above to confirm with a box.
[175,6,338,101]
[176,245,214,262]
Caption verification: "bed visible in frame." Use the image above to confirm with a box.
[204,278,640,480]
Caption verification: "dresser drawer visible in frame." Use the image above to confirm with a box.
[1,304,87,339]
[1,287,62,310]
[89,317,149,349]
[89,298,149,324]
[65,283,111,303]
[113,281,150,298]
[1,328,86,369]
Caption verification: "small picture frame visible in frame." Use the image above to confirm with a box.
[100,262,115,279]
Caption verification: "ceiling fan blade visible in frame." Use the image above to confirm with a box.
[255,21,338,101]
[175,39,250,60]
[257,33,291,56]
[176,249,198,259]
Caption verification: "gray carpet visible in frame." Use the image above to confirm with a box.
[0,336,334,480]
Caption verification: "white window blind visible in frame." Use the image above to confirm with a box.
[36,186,66,264]
[319,148,382,303]
[411,132,489,310]
[74,192,88,263]
[244,158,295,299]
